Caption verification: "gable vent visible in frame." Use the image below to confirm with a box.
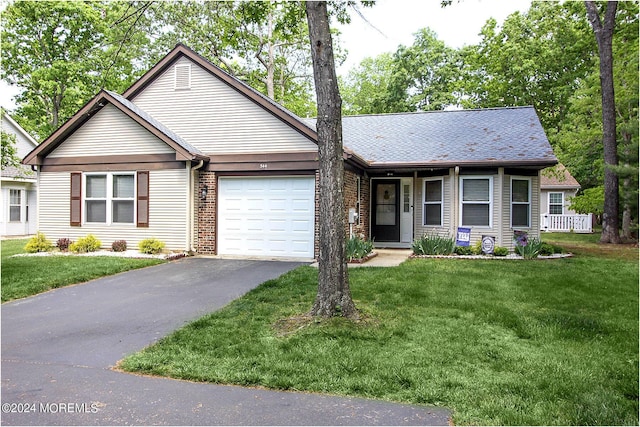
[174,64,191,90]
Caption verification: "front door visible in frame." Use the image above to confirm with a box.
[372,180,400,242]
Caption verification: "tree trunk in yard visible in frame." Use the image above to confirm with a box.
[305,1,357,318]
[585,1,621,244]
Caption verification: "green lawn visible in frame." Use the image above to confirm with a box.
[1,238,164,302]
[121,235,639,425]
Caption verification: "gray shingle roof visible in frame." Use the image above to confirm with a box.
[105,90,203,156]
[308,106,557,167]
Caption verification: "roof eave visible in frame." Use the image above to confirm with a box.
[365,158,559,170]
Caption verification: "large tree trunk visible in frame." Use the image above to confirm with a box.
[585,1,621,244]
[305,1,357,318]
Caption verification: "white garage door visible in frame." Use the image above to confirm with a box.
[218,176,315,258]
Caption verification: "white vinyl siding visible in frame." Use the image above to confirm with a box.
[38,169,189,250]
[131,56,318,154]
[47,104,175,158]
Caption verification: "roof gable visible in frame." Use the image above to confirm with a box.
[541,164,580,189]
[123,44,317,145]
[23,90,206,165]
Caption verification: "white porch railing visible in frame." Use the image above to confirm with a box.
[541,214,593,233]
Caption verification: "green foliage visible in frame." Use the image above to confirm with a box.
[1,1,153,139]
[138,238,165,255]
[56,238,72,252]
[112,240,127,252]
[569,186,605,216]
[493,246,509,257]
[340,53,394,115]
[454,246,473,255]
[539,242,563,256]
[471,240,483,255]
[69,234,102,253]
[385,28,462,112]
[24,232,53,253]
[345,235,374,261]
[514,237,542,260]
[412,233,455,255]
[1,129,20,170]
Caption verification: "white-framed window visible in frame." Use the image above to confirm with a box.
[9,189,21,222]
[423,178,443,226]
[460,177,493,228]
[548,192,564,215]
[511,177,531,228]
[84,173,135,224]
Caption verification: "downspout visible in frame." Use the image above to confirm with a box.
[187,160,205,253]
[453,166,460,236]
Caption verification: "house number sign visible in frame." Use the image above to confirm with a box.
[259,163,268,169]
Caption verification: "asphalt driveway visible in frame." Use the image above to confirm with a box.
[1,257,450,425]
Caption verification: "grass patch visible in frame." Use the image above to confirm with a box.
[1,238,164,302]
[121,234,638,425]
[542,232,638,261]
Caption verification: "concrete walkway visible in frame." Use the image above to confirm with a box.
[2,257,450,425]
[311,249,413,268]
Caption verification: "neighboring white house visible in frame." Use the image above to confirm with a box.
[1,110,37,237]
[540,163,592,233]
[23,44,559,258]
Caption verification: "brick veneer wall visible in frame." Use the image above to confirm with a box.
[196,171,217,254]
[344,169,369,241]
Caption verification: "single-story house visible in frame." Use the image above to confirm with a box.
[539,163,592,232]
[540,163,580,218]
[2,109,37,237]
[23,44,557,259]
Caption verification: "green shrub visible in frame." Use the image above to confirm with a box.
[346,235,374,261]
[69,234,102,253]
[493,246,509,257]
[112,240,127,252]
[24,232,54,253]
[540,242,563,256]
[412,233,455,255]
[471,240,483,255]
[454,246,473,255]
[138,238,165,255]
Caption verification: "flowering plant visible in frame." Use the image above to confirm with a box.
[513,230,541,259]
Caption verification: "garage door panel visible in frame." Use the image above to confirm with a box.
[218,177,315,258]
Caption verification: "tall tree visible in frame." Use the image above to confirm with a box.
[385,28,462,111]
[305,0,357,319]
[585,1,620,244]
[1,1,154,140]
[339,53,394,115]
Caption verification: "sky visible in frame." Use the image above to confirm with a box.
[0,0,532,111]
